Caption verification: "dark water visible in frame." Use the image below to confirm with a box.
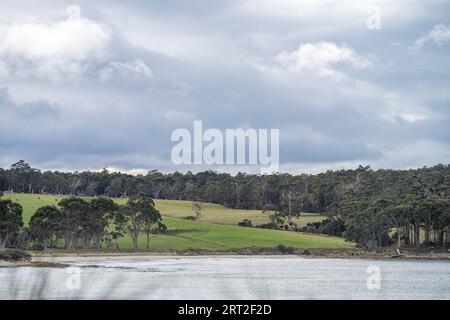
[1,256,449,299]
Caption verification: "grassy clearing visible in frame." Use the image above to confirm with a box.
[155,199,324,226]
[115,217,351,250]
[4,193,324,227]
[3,193,353,250]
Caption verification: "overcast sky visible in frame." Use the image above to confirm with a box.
[1,0,449,174]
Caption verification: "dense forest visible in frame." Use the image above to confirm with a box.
[1,160,450,249]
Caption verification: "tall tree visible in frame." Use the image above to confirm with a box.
[29,206,60,250]
[58,197,91,249]
[120,193,162,251]
[89,197,122,250]
[191,201,203,220]
[0,198,23,248]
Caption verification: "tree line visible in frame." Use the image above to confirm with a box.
[0,192,164,251]
[1,160,450,249]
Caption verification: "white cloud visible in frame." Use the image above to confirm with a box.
[0,7,109,61]
[0,5,110,81]
[98,59,153,82]
[274,42,371,80]
[0,5,156,84]
[414,24,450,49]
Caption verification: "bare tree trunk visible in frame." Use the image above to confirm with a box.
[439,230,445,247]
[404,224,410,245]
[133,237,138,251]
[66,232,75,250]
[424,227,430,244]
[414,224,420,248]
[95,235,101,250]
[82,236,89,250]
[369,228,376,251]
[0,235,5,249]
[43,237,48,251]
[377,230,383,249]
[445,228,448,247]
[287,191,293,224]
[410,225,414,245]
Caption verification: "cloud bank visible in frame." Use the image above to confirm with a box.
[0,1,449,174]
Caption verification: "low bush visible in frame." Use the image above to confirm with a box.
[238,219,253,227]
[0,249,31,261]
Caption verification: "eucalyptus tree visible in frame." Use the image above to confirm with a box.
[106,176,124,197]
[424,198,450,246]
[279,179,309,224]
[0,171,7,193]
[262,204,285,227]
[380,203,409,248]
[29,205,61,250]
[89,197,122,250]
[191,201,203,220]
[339,197,392,249]
[8,160,41,193]
[120,193,162,251]
[0,198,23,248]
[58,197,91,249]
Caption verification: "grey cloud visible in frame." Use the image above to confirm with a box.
[0,87,58,119]
[0,1,449,173]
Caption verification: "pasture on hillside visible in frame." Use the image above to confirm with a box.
[3,193,353,250]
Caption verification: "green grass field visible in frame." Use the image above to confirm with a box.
[3,193,353,250]
[155,199,324,226]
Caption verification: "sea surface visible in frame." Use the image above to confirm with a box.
[1,256,449,299]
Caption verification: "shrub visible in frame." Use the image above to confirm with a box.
[256,222,278,230]
[0,249,31,261]
[276,244,296,254]
[238,219,253,227]
[299,218,346,236]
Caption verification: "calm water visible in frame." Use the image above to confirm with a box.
[1,256,449,299]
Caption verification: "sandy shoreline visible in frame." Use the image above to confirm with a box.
[0,260,70,268]
[0,247,448,268]
[30,247,450,258]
